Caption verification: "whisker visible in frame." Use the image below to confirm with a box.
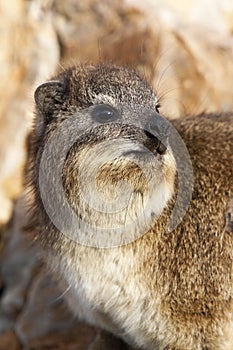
[154,61,177,94]
[157,86,181,101]
[54,284,72,302]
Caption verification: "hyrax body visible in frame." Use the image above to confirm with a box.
[27,64,233,350]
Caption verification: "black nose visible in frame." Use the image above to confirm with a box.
[144,114,170,155]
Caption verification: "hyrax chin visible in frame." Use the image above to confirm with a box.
[27,63,233,350]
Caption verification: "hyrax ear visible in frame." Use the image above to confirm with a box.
[34,80,67,122]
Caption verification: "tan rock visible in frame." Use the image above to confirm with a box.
[53,0,233,118]
[0,0,59,226]
[0,331,22,350]
[26,324,97,350]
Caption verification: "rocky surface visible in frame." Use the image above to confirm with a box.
[0,200,97,349]
[0,0,233,349]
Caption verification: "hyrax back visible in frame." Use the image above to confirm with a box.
[27,64,233,350]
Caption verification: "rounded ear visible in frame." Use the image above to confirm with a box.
[34,80,67,121]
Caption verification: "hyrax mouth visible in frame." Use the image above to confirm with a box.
[123,132,167,159]
[122,130,167,160]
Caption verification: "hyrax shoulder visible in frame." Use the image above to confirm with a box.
[27,64,233,350]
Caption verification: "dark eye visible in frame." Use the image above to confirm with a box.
[91,104,119,123]
[155,104,160,114]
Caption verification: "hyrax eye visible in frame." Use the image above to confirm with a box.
[91,104,119,123]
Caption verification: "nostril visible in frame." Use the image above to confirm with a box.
[144,130,167,155]
[144,130,159,140]
[145,119,168,154]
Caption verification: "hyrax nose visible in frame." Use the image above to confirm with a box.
[144,114,170,155]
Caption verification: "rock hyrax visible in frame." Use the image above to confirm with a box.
[27,64,233,350]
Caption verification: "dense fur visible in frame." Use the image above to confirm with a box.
[27,64,233,350]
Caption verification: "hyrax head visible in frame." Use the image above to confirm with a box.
[34,64,176,247]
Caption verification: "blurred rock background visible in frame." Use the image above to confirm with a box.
[0,0,233,348]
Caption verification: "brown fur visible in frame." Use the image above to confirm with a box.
[26,64,233,350]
